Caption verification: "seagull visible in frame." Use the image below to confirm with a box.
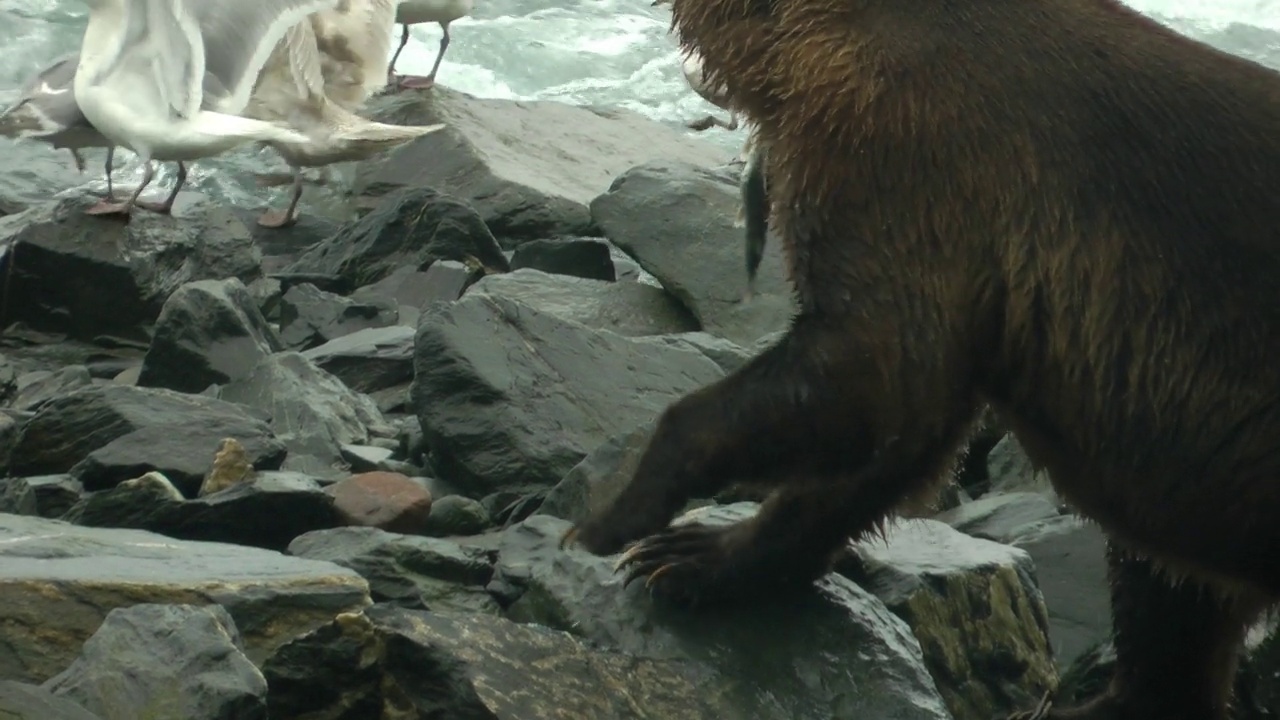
[386,0,474,90]
[245,4,446,227]
[71,0,343,219]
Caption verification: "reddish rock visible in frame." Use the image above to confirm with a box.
[326,471,433,534]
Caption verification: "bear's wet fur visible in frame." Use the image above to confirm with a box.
[562,0,1280,717]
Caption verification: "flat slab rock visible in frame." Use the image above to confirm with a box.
[358,86,733,240]
[492,509,952,720]
[411,293,725,495]
[0,680,101,720]
[0,513,370,683]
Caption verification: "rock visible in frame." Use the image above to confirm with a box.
[0,353,18,405]
[327,471,434,534]
[357,86,732,242]
[537,419,657,524]
[493,509,953,720]
[411,293,724,495]
[422,494,492,537]
[987,434,1052,494]
[0,680,101,720]
[0,195,263,342]
[301,325,416,395]
[591,161,796,345]
[936,491,1063,542]
[11,366,93,411]
[289,526,498,614]
[509,238,616,281]
[0,474,83,518]
[277,283,399,351]
[64,471,343,552]
[340,444,396,472]
[0,513,369,683]
[259,611,385,720]
[135,278,284,394]
[217,352,386,474]
[351,262,483,319]
[655,331,755,373]
[43,604,268,720]
[843,518,1057,720]
[467,268,698,337]
[8,384,286,496]
[285,186,509,290]
[200,437,256,496]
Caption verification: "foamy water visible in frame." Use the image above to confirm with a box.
[0,0,1276,209]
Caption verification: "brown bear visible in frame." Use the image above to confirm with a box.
[561,0,1280,718]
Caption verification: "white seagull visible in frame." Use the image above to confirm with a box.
[72,0,342,218]
[387,0,474,90]
[245,4,446,227]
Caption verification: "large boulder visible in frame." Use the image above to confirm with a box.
[410,293,724,496]
[357,86,732,242]
[0,195,263,342]
[0,513,369,683]
[591,161,796,346]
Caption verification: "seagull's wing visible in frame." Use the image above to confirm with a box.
[16,53,79,99]
[182,0,342,114]
[141,0,205,119]
[282,18,328,101]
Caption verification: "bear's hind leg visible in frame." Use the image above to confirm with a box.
[1009,540,1261,720]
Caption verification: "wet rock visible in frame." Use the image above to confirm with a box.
[843,518,1057,720]
[422,494,492,537]
[351,262,483,320]
[10,384,286,496]
[0,352,18,404]
[987,434,1052,494]
[285,186,509,289]
[11,366,93,411]
[468,268,698,337]
[259,611,385,720]
[200,437,256,496]
[371,604,752,719]
[0,513,369,683]
[0,680,101,720]
[65,471,342,552]
[277,283,399,351]
[537,419,658,524]
[655,331,755,373]
[289,526,498,614]
[359,86,732,242]
[0,195,263,343]
[217,352,386,475]
[136,277,284,394]
[0,474,83,517]
[494,510,952,719]
[340,444,396,472]
[327,471,434,534]
[936,491,1063,542]
[411,293,723,495]
[591,161,796,345]
[509,238,616,281]
[43,604,268,720]
[302,325,416,395]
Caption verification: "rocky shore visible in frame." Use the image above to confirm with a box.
[0,85,1276,720]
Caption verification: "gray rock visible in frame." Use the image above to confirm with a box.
[590,161,796,345]
[277,283,400,351]
[285,185,509,289]
[43,604,268,720]
[422,494,492,537]
[0,195,263,342]
[64,472,342,552]
[468,268,698,337]
[537,419,657,524]
[356,86,732,242]
[0,353,18,405]
[493,510,953,720]
[411,293,724,495]
[218,353,386,473]
[936,491,1063,542]
[509,237,616,281]
[289,526,499,614]
[137,278,284,394]
[0,474,83,518]
[11,366,93,411]
[651,331,755,373]
[845,518,1056,720]
[0,513,369,683]
[987,434,1052,494]
[0,680,101,720]
[10,384,286,496]
[301,325,416,395]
